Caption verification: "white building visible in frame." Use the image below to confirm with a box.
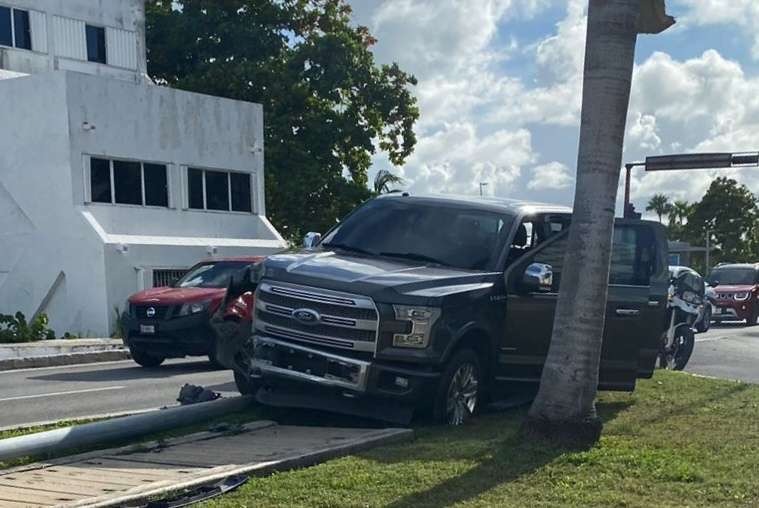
[0,0,285,337]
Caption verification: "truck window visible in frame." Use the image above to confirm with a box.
[523,224,657,291]
[609,226,657,286]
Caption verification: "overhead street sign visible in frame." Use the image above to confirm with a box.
[645,152,759,171]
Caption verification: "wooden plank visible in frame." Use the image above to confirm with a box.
[16,470,139,489]
[0,476,120,497]
[0,484,73,505]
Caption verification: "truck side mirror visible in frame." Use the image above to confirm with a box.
[303,232,322,248]
[520,263,554,293]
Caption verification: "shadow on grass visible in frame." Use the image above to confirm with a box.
[377,400,633,508]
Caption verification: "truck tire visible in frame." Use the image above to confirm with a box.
[234,371,260,396]
[130,348,165,368]
[433,349,481,426]
[747,310,758,327]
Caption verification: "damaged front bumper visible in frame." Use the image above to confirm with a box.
[243,335,441,423]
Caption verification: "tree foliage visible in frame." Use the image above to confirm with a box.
[683,177,759,263]
[145,0,419,239]
[373,169,404,194]
[646,193,671,223]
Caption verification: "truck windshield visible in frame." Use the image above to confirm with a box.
[175,262,249,288]
[707,268,757,286]
[321,198,515,271]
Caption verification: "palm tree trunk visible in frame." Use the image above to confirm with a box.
[526,0,650,442]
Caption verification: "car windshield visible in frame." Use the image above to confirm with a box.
[320,198,515,271]
[175,262,249,288]
[707,268,757,286]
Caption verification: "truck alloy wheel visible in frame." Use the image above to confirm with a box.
[435,349,481,426]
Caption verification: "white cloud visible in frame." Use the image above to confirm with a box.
[527,162,574,190]
[676,0,759,58]
[625,49,759,206]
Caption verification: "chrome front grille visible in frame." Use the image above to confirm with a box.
[255,281,379,353]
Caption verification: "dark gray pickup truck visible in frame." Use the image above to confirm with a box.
[223,194,669,425]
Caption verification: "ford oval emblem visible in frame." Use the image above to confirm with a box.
[292,308,320,325]
[146,307,156,318]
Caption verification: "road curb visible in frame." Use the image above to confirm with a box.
[0,350,131,371]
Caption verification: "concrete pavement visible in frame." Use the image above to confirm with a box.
[687,323,759,383]
[0,359,238,430]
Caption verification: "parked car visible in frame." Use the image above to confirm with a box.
[668,266,710,333]
[706,263,759,326]
[220,194,669,425]
[124,257,264,367]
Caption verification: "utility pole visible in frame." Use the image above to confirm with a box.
[479,182,488,197]
[705,228,711,272]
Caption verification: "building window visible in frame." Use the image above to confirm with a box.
[0,6,31,50]
[90,158,169,207]
[187,168,252,213]
[86,24,106,64]
[153,269,188,288]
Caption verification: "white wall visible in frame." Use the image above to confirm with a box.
[0,71,285,337]
[0,0,146,81]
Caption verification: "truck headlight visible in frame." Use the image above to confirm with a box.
[734,292,750,301]
[177,300,211,316]
[392,305,441,349]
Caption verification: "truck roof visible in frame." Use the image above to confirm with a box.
[376,193,573,216]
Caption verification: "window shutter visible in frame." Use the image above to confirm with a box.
[29,10,46,53]
[106,27,137,69]
[53,16,86,60]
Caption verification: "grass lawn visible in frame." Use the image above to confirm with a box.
[204,371,759,507]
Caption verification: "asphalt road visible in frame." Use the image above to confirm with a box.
[0,358,238,430]
[0,324,756,430]
[687,322,759,383]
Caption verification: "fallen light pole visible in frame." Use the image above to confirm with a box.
[623,151,759,217]
[0,396,252,462]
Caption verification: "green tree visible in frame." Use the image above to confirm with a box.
[646,193,671,223]
[667,199,690,240]
[145,0,419,239]
[684,177,759,263]
[373,169,404,194]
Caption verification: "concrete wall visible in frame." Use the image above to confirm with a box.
[0,0,146,81]
[0,71,285,336]
[0,72,109,335]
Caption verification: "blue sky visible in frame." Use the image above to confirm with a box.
[349,0,759,218]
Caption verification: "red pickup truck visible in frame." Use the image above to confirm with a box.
[124,257,263,367]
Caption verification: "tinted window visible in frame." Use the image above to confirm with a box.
[113,160,142,205]
[0,7,11,47]
[525,224,657,290]
[610,225,657,286]
[90,158,111,203]
[86,25,106,64]
[205,170,229,211]
[13,9,30,50]
[707,268,757,286]
[188,169,204,209]
[176,262,248,288]
[144,163,168,207]
[321,199,514,271]
[231,172,252,212]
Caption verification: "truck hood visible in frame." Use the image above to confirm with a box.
[261,250,496,301]
[129,286,226,305]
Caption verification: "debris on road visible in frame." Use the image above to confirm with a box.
[177,384,221,405]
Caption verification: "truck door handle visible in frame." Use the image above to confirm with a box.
[615,309,640,317]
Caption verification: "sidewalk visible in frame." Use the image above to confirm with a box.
[0,421,412,507]
[0,339,128,371]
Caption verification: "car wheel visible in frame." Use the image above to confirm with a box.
[747,310,759,327]
[130,348,165,368]
[234,371,260,396]
[695,306,711,333]
[433,349,481,426]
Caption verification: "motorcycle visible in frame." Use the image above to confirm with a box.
[659,269,704,370]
